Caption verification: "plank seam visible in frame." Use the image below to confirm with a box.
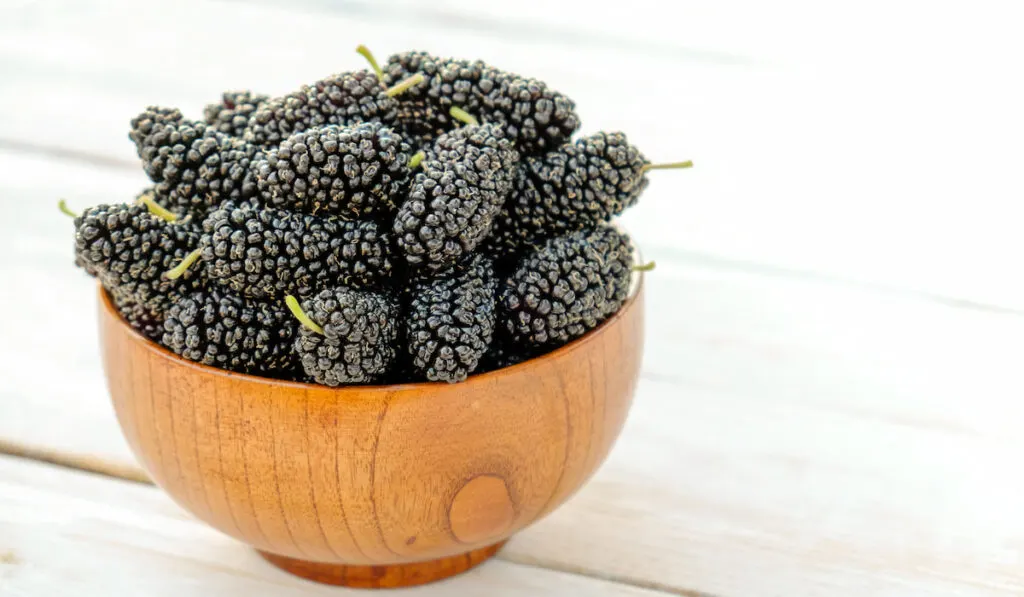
[499,551,719,597]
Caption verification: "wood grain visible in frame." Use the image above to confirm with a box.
[0,454,672,596]
[98,282,644,585]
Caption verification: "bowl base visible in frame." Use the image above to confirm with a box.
[258,541,507,588]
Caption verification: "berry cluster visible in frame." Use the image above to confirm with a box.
[67,47,689,385]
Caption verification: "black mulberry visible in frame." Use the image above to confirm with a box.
[243,70,421,147]
[112,292,166,342]
[406,255,496,383]
[132,112,262,216]
[287,290,400,385]
[129,106,183,153]
[381,52,501,147]
[500,225,634,347]
[199,202,392,299]
[74,202,202,312]
[393,123,519,272]
[255,122,412,218]
[484,132,691,258]
[382,51,580,154]
[204,91,270,137]
[163,288,298,375]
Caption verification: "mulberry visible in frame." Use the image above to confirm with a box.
[485,132,691,257]
[129,106,183,153]
[381,51,579,154]
[112,292,166,342]
[380,52,501,147]
[198,202,392,299]
[73,202,202,312]
[204,91,269,137]
[393,123,519,272]
[243,70,422,147]
[500,225,635,347]
[406,255,496,383]
[162,288,297,375]
[131,111,262,216]
[287,290,400,385]
[255,122,412,218]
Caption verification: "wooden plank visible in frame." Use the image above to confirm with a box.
[2,0,1024,308]
[5,148,1024,594]
[0,455,669,596]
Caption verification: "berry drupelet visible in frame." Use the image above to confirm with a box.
[162,288,297,375]
[254,122,413,219]
[286,290,400,385]
[73,202,202,313]
[500,225,635,347]
[203,91,270,137]
[406,254,497,383]
[128,106,183,150]
[198,202,392,300]
[393,123,519,273]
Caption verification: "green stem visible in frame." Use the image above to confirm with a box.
[164,248,202,280]
[632,261,656,272]
[58,199,79,219]
[449,106,479,126]
[384,73,424,97]
[408,150,425,169]
[285,295,324,335]
[137,193,178,222]
[641,160,693,172]
[356,45,384,80]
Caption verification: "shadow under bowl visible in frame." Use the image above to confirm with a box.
[97,278,644,588]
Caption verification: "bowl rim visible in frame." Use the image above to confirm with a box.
[99,272,643,394]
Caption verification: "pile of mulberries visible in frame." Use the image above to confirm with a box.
[67,46,690,385]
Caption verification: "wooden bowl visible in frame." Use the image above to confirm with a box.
[97,277,644,588]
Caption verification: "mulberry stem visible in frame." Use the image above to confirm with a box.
[285,295,324,335]
[58,199,79,218]
[136,193,178,222]
[449,106,479,126]
[632,261,656,272]
[385,73,424,97]
[356,45,384,80]
[408,151,425,169]
[641,160,693,172]
[165,248,202,280]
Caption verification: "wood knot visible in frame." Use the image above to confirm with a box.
[448,475,515,544]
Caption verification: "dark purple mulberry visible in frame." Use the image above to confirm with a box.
[163,288,298,375]
[406,255,496,383]
[393,124,519,272]
[243,71,402,147]
[204,91,270,137]
[500,225,634,347]
[255,122,412,218]
[291,289,400,385]
[200,202,392,299]
[74,202,202,313]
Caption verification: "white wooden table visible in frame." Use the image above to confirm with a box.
[2,1,1024,595]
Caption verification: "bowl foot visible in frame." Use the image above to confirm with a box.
[258,541,507,588]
